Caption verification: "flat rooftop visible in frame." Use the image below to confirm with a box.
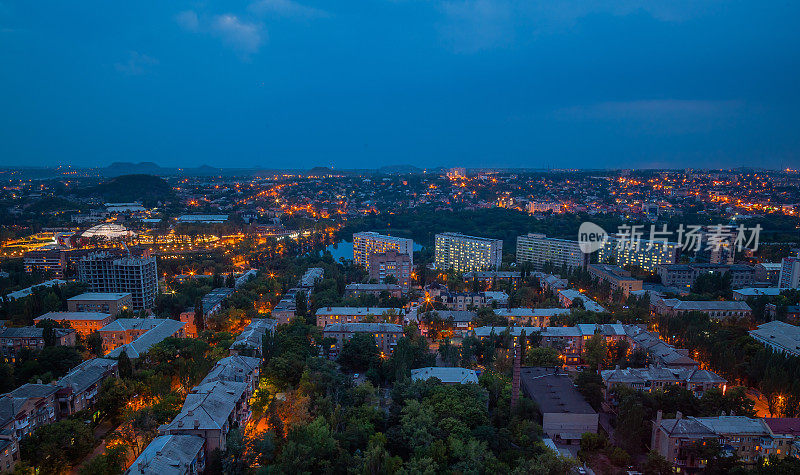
[520,367,596,415]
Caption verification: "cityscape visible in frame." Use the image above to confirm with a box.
[2,1,800,475]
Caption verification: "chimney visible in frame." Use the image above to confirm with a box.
[194,419,200,429]
[651,410,663,449]
[177,420,183,427]
[510,330,525,412]
[187,410,193,416]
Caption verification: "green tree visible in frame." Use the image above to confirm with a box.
[118,350,133,379]
[338,333,380,372]
[20,419,94,473]
[87,331,104,357]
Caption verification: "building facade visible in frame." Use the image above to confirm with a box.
[67,292,132,315]
[596,237,679,272]
[322,322,404,357]
[779,256,800,289]
[516,233,588,270]
[78,253,158,309]
[352,232,414,269]
[367,250,412,287]
[435,232,502,273]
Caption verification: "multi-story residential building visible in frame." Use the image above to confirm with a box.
[596,236,679,272]
[229,319,277,357]
[202,355,261,396]
[127,434,206,475]
[651,414,791,470]
[588,264,643,297]
[315,307,402,327]
[626,327,700,369]
[695,226,738,265]
[78,253,158,309]
[657,264,755,289]
[435,232,502,272]
[779,256,800,289]
[411,367,478,384]
[557,289,607,312]
[322,322,404,357]
[5,279,65,301]
[55,358,118,416]
[298,267,324,288]
[353,232,414,269]
[417,310,476,337]
[67,292,132,315]
[754,263,782,285]
[600,366,726,401]
[344,283,403,299]
[654,298,752,320]
[749,321,800,357]
[106,319,186,359]
[0,326,76,362]
[463,271,522,291]
[516,233,588,269]
[0,384,59,441]
[493,308,570,327]
[35,311,114,336]
[368,250,412,287]
[99,318,174,352]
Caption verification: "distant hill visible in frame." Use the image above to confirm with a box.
[378,164,424,174]
[81,174,174,205]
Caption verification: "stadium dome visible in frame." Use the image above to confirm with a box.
[81,223,135,240]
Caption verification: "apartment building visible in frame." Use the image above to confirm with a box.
[657,264,755,289]
[55,358,118,416]
[344,283,403,299]
[322,322,404,357]
[99,318,173,352]
[435,232,502,273]
[749,321,800,357]
[493,308,570,327]
[600,366,726,401]
[779,256,800,289]
[0,327,76,362]
[516,233,588,269]
[353,232,414,269]
[463,271,522,291]
[652,414,791,470]
[229,319,277,357]
[106,319,186,359]
[588,264,643,297]
[127,435,206,475]
[35,311,114,336]
[78,253,158,309]
[68,292,132,316]
[368,250,412,288]
[654,298,752,320]
[557,289,607,313]
[596,236,679,272]
[411,367,478,384]
[315,307,402,327]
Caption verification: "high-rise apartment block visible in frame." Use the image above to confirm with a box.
[434,233,502,273]
[78,253,158,309]
[368,250,412,287]
[352,232,414,269]
[516,233,588,269]
[778,256,800,289]
[596,237,678,273]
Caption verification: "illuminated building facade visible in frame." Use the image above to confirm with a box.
[596,236,678,273]
[516,233,588,269]
[352,232,414,269]
[434,232,502,273]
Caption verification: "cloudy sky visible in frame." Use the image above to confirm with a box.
[1,1,798,169]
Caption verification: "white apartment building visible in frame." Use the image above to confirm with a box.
[352,232,414,269]
[596,236,678,273]
[516,233,588,269]
[434,232,502,273]
[778,256,800,289]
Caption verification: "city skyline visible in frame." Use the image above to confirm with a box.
[2,1,799,170]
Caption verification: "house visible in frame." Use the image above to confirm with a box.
[494,308,570,327]
[229,319,276,357]
[202,355,261,400]
[600,366,726,401]
[654,299,752,320]
[315,307,402,327]
[344,283,403,299]
[520,367,598,444]
[67,292,132,316]
[557,289,606,313]
[411,367,478,384]
[99,318,174,353]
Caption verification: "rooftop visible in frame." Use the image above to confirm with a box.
[411,367,478,384]
[128,434,205,475]
[107,319,185,359]
[35,311,111,321]
[315,307,402,316]
[323,322,403,333]
[520,367,596,415]
[749,321,800,355]
[68,292,132,301]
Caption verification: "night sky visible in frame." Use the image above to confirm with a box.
[1,1,798,169]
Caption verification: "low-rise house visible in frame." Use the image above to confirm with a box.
[55,358,118,416]
[67,292,132,316]
[520,367,598,444]
[600,366,726,401]
[229,319,276,357]
[323,322,404,357]
[315,307,402,327]
[411,367,478,384]
[652,414,791,470]
[127,434,206,475]
[106,319,186,359]
[0,326,76,362]
[34,311,113,336]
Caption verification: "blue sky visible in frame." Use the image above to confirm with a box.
[1,0,798,169]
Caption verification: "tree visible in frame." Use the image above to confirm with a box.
[87,331,104,357]
[524,347,560,367]
[295,291,307,318]
[583,332,608,371]
[20,419,94,473]
[338,333,380,372]
[118,350,133,379]
[226,273,236,288]
[641,450,672,475]
[194,297,205,332]
[575,370,604,410]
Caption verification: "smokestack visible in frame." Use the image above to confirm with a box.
[510,330,526,413]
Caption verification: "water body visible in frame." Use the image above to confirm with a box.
[324,240,422,261]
